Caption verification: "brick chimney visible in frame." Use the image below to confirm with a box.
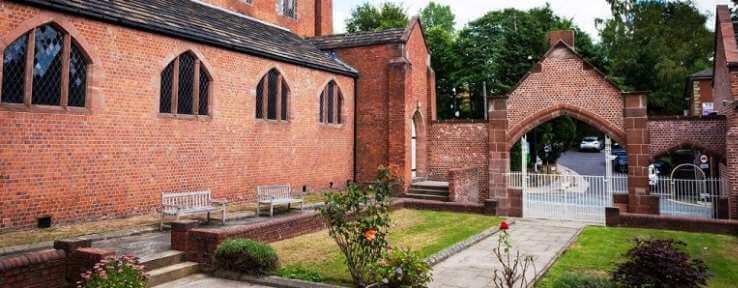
[315,0,333,36]
[547,30,575,48]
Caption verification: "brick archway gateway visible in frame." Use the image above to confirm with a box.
[485,31,653,217]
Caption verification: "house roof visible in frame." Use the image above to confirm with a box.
[14,0,358,76]
[690,68,713,80]
[309,28,407,50]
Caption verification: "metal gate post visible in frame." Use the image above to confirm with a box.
[521,135,529,218]
[605,136,613,206]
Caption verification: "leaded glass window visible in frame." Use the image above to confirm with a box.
[256,69,289,121]
[320,81,343,125]
[160,52,210,116]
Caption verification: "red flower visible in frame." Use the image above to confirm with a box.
[499,221,509,231]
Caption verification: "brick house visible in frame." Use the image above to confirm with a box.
[686,69,714,117]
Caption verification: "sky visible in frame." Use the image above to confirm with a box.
[333,0,733,40]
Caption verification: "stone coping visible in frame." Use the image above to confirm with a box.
[214,270,347,288]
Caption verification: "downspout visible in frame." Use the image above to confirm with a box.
[353,75,359,183]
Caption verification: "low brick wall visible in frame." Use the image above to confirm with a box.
[448,167,481,203]
[175,198,499,265]
[0,249,67,288]
[606,207,738,235]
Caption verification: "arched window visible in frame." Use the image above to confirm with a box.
[320,80,343,124]
[1,23,89,108]
[160,51,211,116]
[255,68,289,121]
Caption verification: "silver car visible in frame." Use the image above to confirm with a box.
[579,137,603,151]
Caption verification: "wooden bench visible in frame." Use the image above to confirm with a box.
[256,185,304,217]
[160,190,227,230]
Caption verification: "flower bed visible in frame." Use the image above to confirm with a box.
[270,209,502,285]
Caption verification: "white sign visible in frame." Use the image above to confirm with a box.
[700,154,709,164]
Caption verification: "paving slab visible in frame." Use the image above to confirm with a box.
[429,218,584,288]
[152,274,273,288]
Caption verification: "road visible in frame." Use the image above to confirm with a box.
[557,149,607,176]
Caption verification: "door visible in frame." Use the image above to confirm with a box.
[411,119,417,178]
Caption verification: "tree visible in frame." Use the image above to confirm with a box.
[598,0,713,115]
[345,2,409,33]
[420,2,459,119]
[420,2,455,32]
[453,5,604,119]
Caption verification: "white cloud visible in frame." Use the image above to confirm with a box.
[333,0,733,40]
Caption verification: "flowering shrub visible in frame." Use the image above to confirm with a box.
[491,221,534,288]
[613,238,709,288]
[320,166,396,287]
[215,238,279,275]
[371,247,432,288]
[77,255,146,288]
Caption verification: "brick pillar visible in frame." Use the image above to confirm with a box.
[623,92,658,214]
[727,127,738,219]
[488,97,514,215]
[387,57,411,191]
[427,67,437,121]
[68,248,115,284]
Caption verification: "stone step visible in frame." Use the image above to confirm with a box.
[146,262,199,287]
[140,250,185,272]
[407,188,450,196]
[404,193,450,202]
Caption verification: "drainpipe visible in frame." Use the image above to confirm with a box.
[353,76,359,184]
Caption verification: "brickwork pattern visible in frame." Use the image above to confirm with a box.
[606,207,738,235]
[448,167,481,203]
[0,249,67,288]
[506,46,625,146]
[200,0,332,38]
[428,121,488,190]
[648,116,727,159]
[0,5,355,231]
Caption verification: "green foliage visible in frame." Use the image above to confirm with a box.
[599,0,713,115]
[78,256,146,288]
[320,167,396,287]
[420,2,455,33]
[510,116,578,169]
[552,273,618,288]
[613,238,710,288]
[449,5,603,119]
[278,265,323,283]
[215,239,279,275]
[346,2,409,33]
[371,247,432,288]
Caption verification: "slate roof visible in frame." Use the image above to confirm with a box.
[690,68,713,79]
[14,0,357,76]
[309,28,407,50]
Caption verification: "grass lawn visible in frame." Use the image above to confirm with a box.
[271,209,503,285]
[537,226,738,288]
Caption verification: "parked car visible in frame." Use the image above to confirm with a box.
[579,136,603,152]
[612,145,628,173]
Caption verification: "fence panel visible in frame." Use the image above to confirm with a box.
[651,177,725,219]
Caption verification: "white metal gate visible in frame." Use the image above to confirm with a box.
[651,177,726,219]
[511,135,620,225]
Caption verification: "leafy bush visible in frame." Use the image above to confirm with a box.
[372,247,432,288]
[320,166,396,287]
[215,239,279,275]
[613,238,709,288]
[77,255,146,288]
[277,265,323,283]
[552,273,618,288]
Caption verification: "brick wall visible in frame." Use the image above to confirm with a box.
[0,4,355,231]
[200,0,332,37]
[647,116,726,159]
[606,207,738,235]
[428,121,488,189]
[0,249,67,288]
[448,167,481,203]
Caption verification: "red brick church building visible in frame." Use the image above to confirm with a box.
[2,0,738,232]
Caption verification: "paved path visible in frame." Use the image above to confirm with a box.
[153,274,273,288]
[429,219,585,288]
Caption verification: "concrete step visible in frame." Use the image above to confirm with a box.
[408,188,449,196]
[404,193,450,202]
[140,250,185,272]
[146,262,199,287]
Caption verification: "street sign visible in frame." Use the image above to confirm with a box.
[700,154,709,164]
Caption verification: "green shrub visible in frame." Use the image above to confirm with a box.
[552,273,618,288]
[372,247,432,288]
[215,239,279,275]
[277,265,323,283]
[77,255,146,288]
[613,238,709,288]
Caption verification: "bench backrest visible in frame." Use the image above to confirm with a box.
[257,185,292,201]
[162,190,212,208]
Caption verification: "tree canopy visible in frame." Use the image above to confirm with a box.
[598,0,713,115]
[345,2,409,33]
